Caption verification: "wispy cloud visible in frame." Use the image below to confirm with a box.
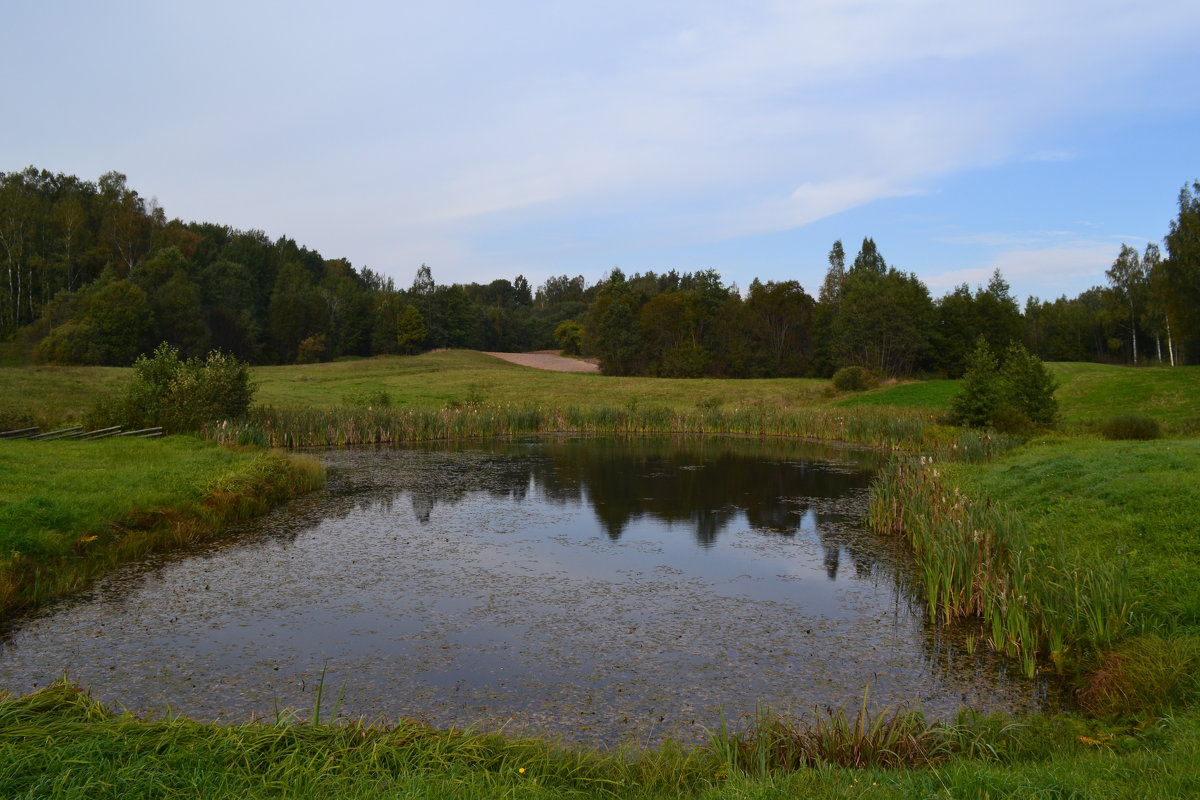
[926,242,1120,299]
[4,1,1199,287]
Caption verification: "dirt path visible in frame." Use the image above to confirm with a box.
[482,351,600,373]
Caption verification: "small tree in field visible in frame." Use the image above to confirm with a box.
[395,304,428,354]
[1000,341,1059,425]
[950,336,1000,427]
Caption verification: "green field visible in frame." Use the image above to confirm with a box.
[251,350,830,411]
[2,353,1200,798]
[6,352,1197,433]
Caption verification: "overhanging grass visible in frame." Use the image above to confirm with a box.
[870,436,1200,687]
[0,437,325,615]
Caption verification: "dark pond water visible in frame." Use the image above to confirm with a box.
[0,436,1050,745]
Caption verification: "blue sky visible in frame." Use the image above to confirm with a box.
[4,1,1198,303]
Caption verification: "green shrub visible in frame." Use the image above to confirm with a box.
[1100,414,1162,440]
[832,365,870,392]
[118,343,255,432]
[989,404,1030,435]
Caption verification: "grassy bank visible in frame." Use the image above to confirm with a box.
[0,437,324,615]
[3,681,1199,799]
[870,437,1200,698]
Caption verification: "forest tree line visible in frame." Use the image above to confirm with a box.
[2,166,1198,377]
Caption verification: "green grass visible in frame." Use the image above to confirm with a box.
[834,379,960,411]
[1048,362,1200,426]
[944,437,1200,631]
[3,681,1200,799]
[0,364,127,429]
[252,350,831,412]
[0,437,324,614]
[4,353,1198,436]
[871,437,1200,677]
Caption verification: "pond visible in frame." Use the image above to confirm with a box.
[0,436,1052,745]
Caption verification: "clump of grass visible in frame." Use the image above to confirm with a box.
[1175,415,1200,437]
[712,697,949,774]
[340,388,394,408]
[1099,414,1162,440]
[1078,634,1200,718]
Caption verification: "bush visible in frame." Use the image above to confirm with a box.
[118,343,255,432]
[989,405,1030,435]
[831,365,870,392]
[1100,414,1161,440]
[554,319,584,356]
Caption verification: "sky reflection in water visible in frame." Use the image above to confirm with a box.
[0,436,1050,745]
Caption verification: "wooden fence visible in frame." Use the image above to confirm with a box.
[0,425,163,441]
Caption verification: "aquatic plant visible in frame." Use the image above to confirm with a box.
[202,403,938,451]
[869,456,1133,676]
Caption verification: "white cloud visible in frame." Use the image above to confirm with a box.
[5,1,1199,288]
[926,243,1119,299]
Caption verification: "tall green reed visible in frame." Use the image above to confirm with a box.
[869,456,1133,676]
[204,403,939,451]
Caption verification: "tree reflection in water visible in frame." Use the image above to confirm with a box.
[339,435,880,579]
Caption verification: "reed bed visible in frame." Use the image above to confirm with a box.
[205,403,941,451]
[868,457,1133,676]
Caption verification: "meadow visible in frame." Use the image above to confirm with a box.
[1,351,1199,798]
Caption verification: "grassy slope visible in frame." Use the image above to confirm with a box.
[252,350,829,411]
[946,437,1200,629]
[0,364,126,428]
[1049,362,1200,425]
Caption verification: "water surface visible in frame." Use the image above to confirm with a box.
[0,436,1047,744]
